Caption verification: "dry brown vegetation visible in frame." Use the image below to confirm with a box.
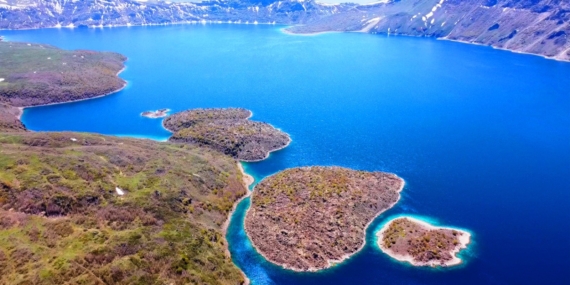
[245,166,404,271]
[0,103,25,132]
[165,108,290,161]
[163,108,252,132]
[0,40,126,107]
[380,217,469,267]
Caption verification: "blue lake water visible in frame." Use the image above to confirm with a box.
[3,24,570,284]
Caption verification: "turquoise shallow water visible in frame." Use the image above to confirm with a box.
[3,24,570,284]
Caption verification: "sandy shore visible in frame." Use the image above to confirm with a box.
[243,173,405,272]
[16,107,23,120]
[221,161,254,285]
[376,216,471,267]
[222,162,254,235]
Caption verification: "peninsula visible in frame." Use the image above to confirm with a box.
[0,40,253,284]
[0,40,126,107]
[0,39,127,134]
[141,108,171,118]
[377,217,471,267]
[244,166,404,271]
[164,108,291,161]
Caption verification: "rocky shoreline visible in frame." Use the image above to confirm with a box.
[377,216,471,267]
[244,166,405,271]
[0,40,127,131]
[141,108,171,119]
[164,108,291,161]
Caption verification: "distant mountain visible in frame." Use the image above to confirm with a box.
[0,0,568,61]
[0,0,353,29]
[289,0,570,61]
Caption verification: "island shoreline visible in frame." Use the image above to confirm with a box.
[222,161,254,285]
[376,216,472,267]
[243,170,405,272]
[239,136,292,162]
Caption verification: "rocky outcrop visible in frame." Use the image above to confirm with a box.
[165,108,290,161]
[377,217,471,267]
[0,103,25,132]
[245,166,404,271]
[141,108,170,118]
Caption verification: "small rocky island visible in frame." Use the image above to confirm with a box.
[378,217,471,267]
[244,166,404,271]
[164,108,290,161]
[141,108,170,118]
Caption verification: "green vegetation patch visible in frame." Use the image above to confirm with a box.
[0,132,247,285]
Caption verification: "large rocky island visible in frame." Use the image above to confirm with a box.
[244,166,404,271]
[164,108,291,161]
[378,217,471,267]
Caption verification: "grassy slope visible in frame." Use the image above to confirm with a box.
[0,132,247,285]
[0,40,126,107]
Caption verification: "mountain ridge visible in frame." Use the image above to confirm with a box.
[0,0,568,61]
